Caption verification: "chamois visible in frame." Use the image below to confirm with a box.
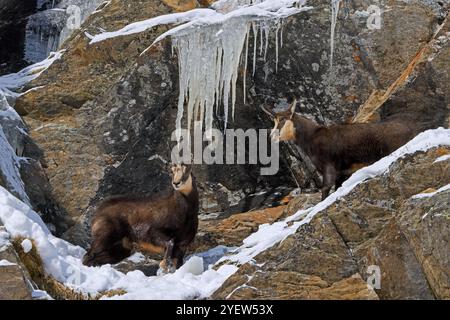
[82,163,199,272]
[262,100,417,200]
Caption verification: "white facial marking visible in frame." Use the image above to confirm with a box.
[270,118,280,142]
[279,119,295,141]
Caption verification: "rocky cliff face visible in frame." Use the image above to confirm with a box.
[8,0,448,247]
[0,0,449,300]
[213,146,450,300]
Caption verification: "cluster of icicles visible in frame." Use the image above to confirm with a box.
[171,0,285,141]
[170,0,341,141]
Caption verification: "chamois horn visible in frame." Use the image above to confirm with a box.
[260,105,275,118]
[288,99,298,119]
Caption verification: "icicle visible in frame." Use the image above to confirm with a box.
[280,20,284,48]
[252,22,258,76]
[330,0,341,68]
[24,0,103,63]
[167,0,307,139]
[243,25,249,105]
[263,24,269,62]
[260,25,264,56]
[275,21,280,73]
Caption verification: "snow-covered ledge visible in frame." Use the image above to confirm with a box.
[0,128,449,299]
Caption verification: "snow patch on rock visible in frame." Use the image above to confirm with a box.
[411,183,450,200]
[21,238,33,254]
[0,128,448,299]
[218,128,450,266]
[0,259,17,266]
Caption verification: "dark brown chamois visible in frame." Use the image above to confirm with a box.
[262,100,417,200]
[82,163,199,272]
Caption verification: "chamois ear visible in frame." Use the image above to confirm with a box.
[260,105,275,119]
[289,99,297,119]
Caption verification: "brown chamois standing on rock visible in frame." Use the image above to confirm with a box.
[262,100,417,200]
[82,163,199,273]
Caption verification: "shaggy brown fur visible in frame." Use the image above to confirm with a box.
[83,164,199,272]
[263,100,418,200]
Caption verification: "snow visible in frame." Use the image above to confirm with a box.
[0,51,63,204]
[90,0,311,139]
[0,183,237,299]
[21,238,33,254]
[0,126,30,203]
[0,96,22,122]
[104,261,237,300]
[90,9,219,44]
[126,252,146,264]
[0,51,64,98]
[0,128,448,299]
[218,127,450,265]
[411,184,450,200]
[0,259,17,266]
[32,289,54,300]
[24,10,66,64]
[0,228,10,249]
[434,154,450,163]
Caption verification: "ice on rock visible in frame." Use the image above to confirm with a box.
[24,10,67,64]
[172,20,249,138]
[330,0,341,68]
[190,245,237,269]
[25,0,102,63]
[88,1,310,139]
[155,0,311,139]
[37,0,60,10]
[0,51,63,205]
[0,228,11,249]
[0,126,30,204]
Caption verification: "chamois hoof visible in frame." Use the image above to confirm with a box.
[157,259,176,275]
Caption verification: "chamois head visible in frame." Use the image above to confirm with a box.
[170,163,193,195]
[261,99,297,143]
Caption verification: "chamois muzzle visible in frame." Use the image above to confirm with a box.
[171,163,192,191]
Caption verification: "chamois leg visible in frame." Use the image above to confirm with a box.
[335,175,349,190]
[172,245,188,269]
[321,165,337,200]
[159,239,175,273]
